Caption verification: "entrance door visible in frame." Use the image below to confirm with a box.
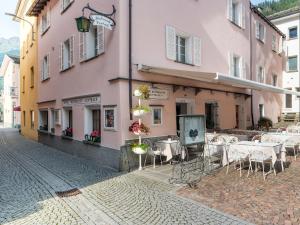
[176,103,188,132]
[235,105,240,128]
[205,102,218,130]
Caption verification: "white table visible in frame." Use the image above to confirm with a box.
[156,140,182,161]
[205,143,227,166]
[227,141,284,170]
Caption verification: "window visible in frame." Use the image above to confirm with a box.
[152,107,162,125]
[92,109,101,133]
[30,67,34,88]
[165,25,201,66]
[79,25,104,61]
[229,53,245,78]
[22,76,25,93]
[256,22,265,43]
[259,104,264,118]
[289,27,298,39]
[272,74,277,86]
[227,0,245,28]
[23,111,26,127]
[272,34,277,52]
[41,9,50,34]
[233,55,240,77]
[286,94,292,108]
[41,54,50,81]
[60,36,74,71]
[61,0,73,12]
[288,56,298,72]
[104,107,116,130]
[257,66,265,83]
[30,110,34,129]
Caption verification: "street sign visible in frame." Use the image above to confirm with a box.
[90,15,114,30]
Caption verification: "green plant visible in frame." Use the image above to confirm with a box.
[134,85,150,99]
[258,117,273,131]
[132,104,150,112]
[131,143,149,151]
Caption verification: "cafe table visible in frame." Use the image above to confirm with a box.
[156,139,184,161]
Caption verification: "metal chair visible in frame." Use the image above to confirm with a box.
[143,139,163,168]
[228,147,250,177]
[251,134,263,142]
[247,149,276,180]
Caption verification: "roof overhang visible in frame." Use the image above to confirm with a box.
[137,64,300,97]
[27,0,49,17]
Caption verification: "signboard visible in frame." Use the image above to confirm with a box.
[149,88,169,100]
[90,15,114,30]
[179,115,206,146]
[63,95,100,107]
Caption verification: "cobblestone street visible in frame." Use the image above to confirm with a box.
[0,129,251,225]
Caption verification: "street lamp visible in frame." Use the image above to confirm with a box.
[5,12,35,42]
[75,4,116,33]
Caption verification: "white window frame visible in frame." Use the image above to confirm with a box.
[41,54,50,81]
[229,53,245,79]
[151,107,163,126]
[227,0,245,29]
[256,21,266,43]
[61,0,74,13]
[60,36,74,71]
[41,8,50,35]
[287,55,298,72]
[103,106,117,131]
[257,66,265,83]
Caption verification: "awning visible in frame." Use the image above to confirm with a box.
[13,106,21,112]
[138,64,300,96]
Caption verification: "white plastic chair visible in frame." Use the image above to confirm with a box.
[228,147,250,177]
[247,149,275,180]
[143,139,163,168]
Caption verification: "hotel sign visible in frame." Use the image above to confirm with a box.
[149,88,169,100]
[90,15,114,30]
[63,95,100,106]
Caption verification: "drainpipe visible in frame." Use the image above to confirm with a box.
[129,0,133,120]
[250,6,255,128]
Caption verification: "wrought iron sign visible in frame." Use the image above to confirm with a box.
[76,4,116,32]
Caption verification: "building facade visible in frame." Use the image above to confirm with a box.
[270,7,300,121]
[24,0,297,170]
[0,55,21,128]
[15,0,39,140]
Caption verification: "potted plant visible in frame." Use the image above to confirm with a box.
[91,130,101,143]
[131,143,149,154]
[132,104,150,117]
[258,117,273,131]
[63,127,73,137]
[133,85,150,100]
[129,121,150,135]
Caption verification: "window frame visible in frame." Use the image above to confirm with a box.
[257,66,265,83]
[41,54,50,81]
[61,0,74,14]
[287,56,298,72]
[151,107,163,126]
[176,35,186,64]
[103,106,117,131]
[272,34,277,52]
[288,26,298,40]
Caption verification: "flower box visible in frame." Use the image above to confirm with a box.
[131,143,148,154]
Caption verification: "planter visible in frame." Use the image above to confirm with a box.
[133,109,146,117]
[132,146,147,154]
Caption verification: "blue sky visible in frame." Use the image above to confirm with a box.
[251,0,268,4]
[0,1,19,38]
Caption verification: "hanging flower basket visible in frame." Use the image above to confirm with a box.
[131,143,148,154]
[133,85,150,100]
[129,121,150,135]
[132,105,150,117]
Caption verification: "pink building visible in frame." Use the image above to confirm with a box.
[27,0,298,170]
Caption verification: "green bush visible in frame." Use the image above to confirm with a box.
[258,117,273,131]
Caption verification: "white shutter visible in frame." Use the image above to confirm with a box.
[79,32,86,61]
[241,4,246,29]
[60,0,64,12]
[40,59,44,81]
[47,54,50,79]
[185,37,193,64]
[165,25,176,61]
[279,36,283,54]
[227,0,233,21]
[255,21,260,39]
[256,66,259,82]
[193,37,201,66]
[96,26,105,55]
[240,57,246,79]
[69,35,74,66]
[262,26,266,43]
[46,10,51,29]
[59,43,63,71]
[229,53,234,76]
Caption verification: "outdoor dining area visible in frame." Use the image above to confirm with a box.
[141,123,300,182]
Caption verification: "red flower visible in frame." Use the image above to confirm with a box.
[91,130,100,137]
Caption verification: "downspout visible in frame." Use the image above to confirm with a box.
[250,5,255,128]
[129,0,133,120]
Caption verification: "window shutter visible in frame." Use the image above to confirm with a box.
[46,10,51,29]
[165,25,176,60]
[69,35,75,66]
[255,21,260,39]
[240,57,246,79]
[262,26,266,43]
[96,25,105,55]
[193,37,201,66]
[229,53,234,76]
[59,43,63,71]
[241,4,246,29]
[47,54,50,79]
[185,37,193,64]
[278,36,283,54]
[79,32,86,61]
[40,59,44,81]
[227,0,233,21]
[60,0,64,12]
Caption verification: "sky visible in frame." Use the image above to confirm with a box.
[0,0,19,39]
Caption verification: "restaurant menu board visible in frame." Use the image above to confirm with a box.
[179,115,206,146]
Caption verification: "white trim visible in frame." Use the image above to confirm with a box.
[103,106,117,131]
[151,106,163,126]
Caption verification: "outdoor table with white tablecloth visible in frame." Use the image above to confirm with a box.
[156,140,184,161]
[226,141,284,166]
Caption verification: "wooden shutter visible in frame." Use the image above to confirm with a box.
[69,35,75,66]
[193,37,201,66]
[165,25,176,60]
[59,43,63,71]
[96,25,105,55]
[185,37,193,64]
[227,0,233,21]
[79,32,86,61]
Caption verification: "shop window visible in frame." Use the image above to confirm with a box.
[104,107,116,130]
[39,110,48,131]
[84,106,101,137]
[152,107,163,125]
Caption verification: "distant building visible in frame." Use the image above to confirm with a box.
[0,55,20,128]
[270,7,300,121]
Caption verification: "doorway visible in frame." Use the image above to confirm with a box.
[176,99,194,133]
[205,102,218,130]
[235,105,240,128]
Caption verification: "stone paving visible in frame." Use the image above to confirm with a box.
[0,129,251,225]
[177,159,300,225]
